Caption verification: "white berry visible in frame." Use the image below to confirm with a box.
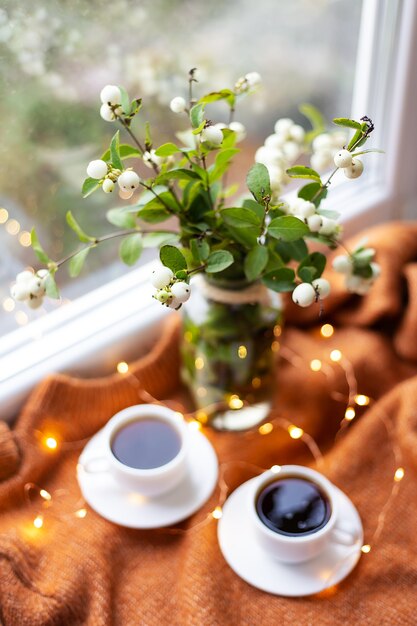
[151,267,174,289]
[27,296,43,309]
[28,276,45,297]
[201,125,224,146]
[170,97,187,114]
[118,170,140,191]
[312,134,333,152]
[334,149,352,168]
[319,217,338,236]
[119,188,134,200]
[245,72,262,88]
[282,140,301,161]
[343,158,364,179]
[292,282,316,307]
[100,103,117,122]
[297,201,316,219]
[310,150,333,172]
[264,134,285,149]
[345,274,370,295]
[312,278,330,299]
[16,270,34,285]
[229,121,246,142]
[154,289,171,303]
[11,283,30,301]
[102,178,115,193]
[307,214,322,232]
[332,255,352,274]
[143,149,163,169]
[100,85,121,105]
[168,295,182,309]
[289,124,305,143]
[274,118,293,135]
[87,159,108,180]
[171,281,191,303]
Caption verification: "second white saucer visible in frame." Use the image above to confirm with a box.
[218,476,363,596]
[77,426,218,528]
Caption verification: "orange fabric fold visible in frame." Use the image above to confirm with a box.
[1,221,417,625]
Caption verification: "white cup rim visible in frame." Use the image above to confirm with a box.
[251,465,337,543]
[104,404,188,477]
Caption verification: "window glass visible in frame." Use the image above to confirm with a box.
[0,0,363,336]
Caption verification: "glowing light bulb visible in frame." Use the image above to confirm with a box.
[196,387,207,398]
[195,357,204,370]
[44,436,58,450]
[5,219,20,235]
[270,465,281,474]
[271,341,280,353]
[288,425,304,439]
[344,407,356,421]
[39,489,51,501]
[229,395,243,410]
[354,394,370,406]
[310,359,322,372]
[394,467,405,482]
[33,515,43,529]
[361,544,371,553]
[196,410,208,424]
[330,349,342,362]
[238,345,247,359]
[2,297,15,312]
[0,208,8,224]
[117,361,129,374]
[258,422,273,435]
[19,231,32,247]
[15,311,28,326]
[273,325,282,337]
[212,506,222,520]
[75,508,87,518]
[188,420,202,431]
[320,324,334,338]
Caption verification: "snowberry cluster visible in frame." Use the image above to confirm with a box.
[10,269,48,309]
[255,117,305,199]
[99,85,122,122]
[310,131,347,172]
[234,72,262,94]
[150,266,191,310]
[86,159,140,199]
[292,278,331,308]
[282,197,340,238]
[332,251,381,295]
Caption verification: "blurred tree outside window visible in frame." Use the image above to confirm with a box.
[0,0,363,336]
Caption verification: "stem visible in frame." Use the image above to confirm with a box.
[56,229,140,268]
[201,155,215,212]
[188,263,206,275]
[140,182,176,215]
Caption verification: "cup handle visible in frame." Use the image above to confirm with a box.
[81,457,110,474]
[330,519,360,547]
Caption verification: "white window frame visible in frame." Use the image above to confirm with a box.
[1,0,417,421]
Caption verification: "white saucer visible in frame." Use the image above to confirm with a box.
[218,477,363,596]
[77,427,218,528]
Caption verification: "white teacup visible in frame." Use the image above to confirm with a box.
[82,404,189,497]
[249,465,360,564]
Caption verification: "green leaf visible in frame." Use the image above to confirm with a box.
[275,239,309,262]
[246,163,271,204]
[154,143,181,157]
[119,233,143,266]
[209,148,239,183]
[142,231,178,248]
[225,225,258,250]
[199,90,235,107]
[299,103,325,132]
[119,86,131,116]
[66,211,95,243]
[30,228,50,264]
[206,250,234,273]
[145,121,152,150]
[190,238,210,262]
[69,248,90,277]
[222,207,262,228]
[298,266,316,283]
[262,268,296,292]
[190,103,205,129]
[44,273,60,299]
[352,148,385,157]
[160,245,187,273]
[155,168,202,185]
[286,166,321,182]
[242,199,265,220]
[106,207,137,229]
[268,216,309,242]
[244,245,268,281]
[333,117,362,130]
[353,248,375,267]
[110,131,123,170]
[297,182,327,207]
[192,121,206,135]
[298,253,326,280]
[82,177,100,198]
[101,144,141,161]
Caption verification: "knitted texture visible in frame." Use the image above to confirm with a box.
[1,222,417,625]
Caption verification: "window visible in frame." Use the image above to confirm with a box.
[1,0,416,419]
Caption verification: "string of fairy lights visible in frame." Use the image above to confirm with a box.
[19,321,405,593]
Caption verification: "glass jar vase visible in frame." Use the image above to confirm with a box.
[181,275,282,431]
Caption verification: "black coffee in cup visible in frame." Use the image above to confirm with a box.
[256,476,331,536]
[111,418,182,470]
